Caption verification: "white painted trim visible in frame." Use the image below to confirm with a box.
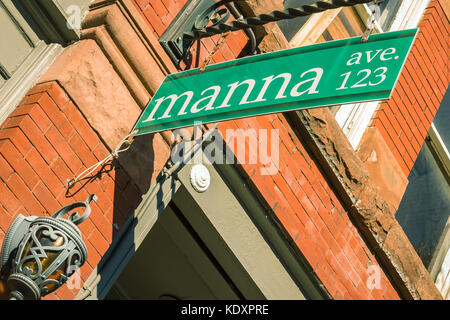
[429,217,450,299]
[0,42,63,126]
[335,0,431,150]
[335,101,380,149]
[426,123,450,299]
[428,123,450,179]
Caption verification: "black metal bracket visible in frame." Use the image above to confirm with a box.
[159,0,220,66]
[159,0,375,67]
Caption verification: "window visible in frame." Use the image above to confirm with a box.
[396,89,450,298]
[396,143,449,267]
[0,0,92,125]
[378,0,402,30]
[280,1,429,148]
[277,0,319,42]
[333,0,430,148]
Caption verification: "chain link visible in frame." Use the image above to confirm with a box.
[361,0,382,42]
[199,31,231,72]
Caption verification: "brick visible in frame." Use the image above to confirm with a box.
[68,134,98,169]
[9,104,52,133]
[225,36,245,57]
[0,154,13,181]
[92,142,110,162]
[88,228,110,256]
[84,180,113,214]
[424,107,435,125]
[25,148,65,197]
[150,0,169,18]
[11,116,59,165]
[0,140,40,190]
[18,92,45,107]
[43,292,60,300]
[436,79,447,97]
[142,4,165,36]
[54,284,77,301]
[90,209,113,243]
[50,157,74,186]
[0,205,13,232]
[6,173,45,215]
[85,238,102,269]
[55,192,75,208]
[47,82,71,109]
[32,181,61,214]
[0,127,33,157]
[99,172,117,197]
[384,106,402,134]
[79,262,94,282]
[304,220,329,254]
[109,167,131,192]
[38,93,76,140]
[134,0,149,10]
[0,182,22,214]
[429,93,441,112]
[26,81,57,96]
[45,125,83,174]
[372,118,396,153]
[61,102,99,151]
[372,119,410,175]
[398,78,416,106]
[295,237,322,270]
[320,224,341,252]
[78,213,95,239]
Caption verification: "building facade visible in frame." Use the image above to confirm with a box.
[0,0,448,300]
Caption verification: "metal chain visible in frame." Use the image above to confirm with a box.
[184,0,374,40]
[361,0,382,42]
[199,31,231,72]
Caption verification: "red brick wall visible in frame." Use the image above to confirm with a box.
[0,81,141,300]
[132,0,401,300]
[132,0,249,69]
[2,0,443,301]
[216,115,400,300]
[371,0,449,176]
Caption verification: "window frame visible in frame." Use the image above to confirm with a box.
[0,0,93,126]
[334,0,431,149]
[288,0,431,149]
[426,122,450,299]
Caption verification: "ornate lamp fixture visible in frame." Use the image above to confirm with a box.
[0,194,97,300]
[159,0,375,65]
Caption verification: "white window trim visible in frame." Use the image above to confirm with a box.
[334,0,430,149]
[424,123,450,299]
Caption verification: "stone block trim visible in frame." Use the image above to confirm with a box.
[370,0,449,176]
[0,81,141,300]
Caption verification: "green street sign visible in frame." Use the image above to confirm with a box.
[133,28,418,136]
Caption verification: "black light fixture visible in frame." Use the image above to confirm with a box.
[159,0,375,66]
[0,195,97,300]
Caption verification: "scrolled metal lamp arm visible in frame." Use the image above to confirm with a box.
[184,0,375,40]
[159,0,377,65]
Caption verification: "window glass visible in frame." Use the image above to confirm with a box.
[277,0,318,41]
[378,0,402,30]
[396,142,450,267]
[433,89,450,151]
[396,90,450,268]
